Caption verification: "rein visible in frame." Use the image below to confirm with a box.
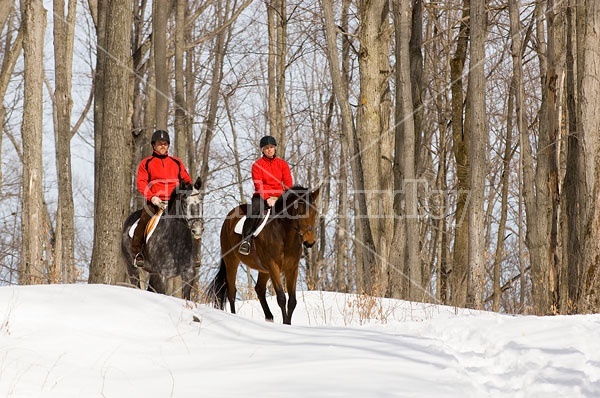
[279,194,313,239]
[166,190,203,229]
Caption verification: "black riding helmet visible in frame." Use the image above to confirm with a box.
[151,129,170,144]
[260,135,277,148]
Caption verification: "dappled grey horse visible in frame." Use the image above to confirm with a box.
[121,177,203,300]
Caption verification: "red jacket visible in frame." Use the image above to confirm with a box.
[252,155,293,200]
[136,152,192,201]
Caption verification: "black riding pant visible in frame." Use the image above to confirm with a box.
[241,195,268,240]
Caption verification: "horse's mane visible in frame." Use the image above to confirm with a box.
[167,179,193,211]
[273,185,310,214]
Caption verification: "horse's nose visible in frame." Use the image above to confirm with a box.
[303,240,315,248]
[191,224,204,240]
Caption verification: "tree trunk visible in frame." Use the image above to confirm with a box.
[0,1,12,32]
[196,0,230,293]
[410,0,424,174]
[450,0,470,307]
[467,0,487,309]
[93,0,106,207]
[393,0,420,301]
[153,0,169,130]
[356,0,393,295]
[130,0,151,211]
[0,13,22,191]
[174,0,188,162]
[492,82,514,311]
[560,2,583,314]
[579,1,600,313]
[322,0,377,294]
[526,2,555,315]
[275,0,287,155]
[545,0,562,314]
[265,0,287,154]
[52,0,77,283]
[89,0,132,284]
[19,0,47,284]
[199,0,228,186]
[223,91,254,294]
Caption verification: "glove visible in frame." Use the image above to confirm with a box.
[266,196,278,207]
[151,196,164,208]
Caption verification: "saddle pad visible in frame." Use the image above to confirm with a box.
[234,208,271,236]
[145,208,164,242]
[128,220,139,239]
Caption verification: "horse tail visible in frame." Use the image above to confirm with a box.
[207,258,227,309]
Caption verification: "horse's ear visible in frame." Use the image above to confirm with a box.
[194,176,202,190]
[311,186,320,200]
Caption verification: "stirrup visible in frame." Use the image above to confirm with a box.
[134,252,145,268]
[238,240,251,255]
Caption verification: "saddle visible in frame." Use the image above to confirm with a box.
[234,208,271,237]
[127,208,165,243]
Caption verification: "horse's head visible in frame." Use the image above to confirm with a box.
[279,186,320,248]
[169,176,204,239]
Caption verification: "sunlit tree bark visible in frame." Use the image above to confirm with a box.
[89,0,132,284]
[579,0,600,313]
[449,0,470,307]
[467,0,487,309]
[19,0,47,284]
[52,0,77,283]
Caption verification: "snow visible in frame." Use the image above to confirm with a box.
[1,284,599,397]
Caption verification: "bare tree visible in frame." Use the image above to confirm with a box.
[0,1,13,32]
[0,5,22,190]
[89,0,132,284]
[174,0,189,162]
[560,1,583,314]
[322,0,377,294]
[522,1,557,315]
[467,0,487,309]
[153,0,170,130]
[19,0,47,284]
[579,0,600,312]
[266,0,287,154]
[449,0,470,307]
[392,0,420,300]
[52,0,78,283]
[198,0,228,186]
[355,0,393,294]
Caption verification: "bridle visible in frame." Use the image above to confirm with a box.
[287,196,315,240]
[171,189,203,232]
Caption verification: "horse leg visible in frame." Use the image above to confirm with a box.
[284,265,299,324]
[283,264,299,324]
[268,266,289,324]
[223,255,239,314]
[181,265,196,301]
[255,272,274,322]
[147,273,165,295]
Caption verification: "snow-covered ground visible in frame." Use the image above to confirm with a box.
[1,284,599,397]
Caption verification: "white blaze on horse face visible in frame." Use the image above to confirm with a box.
[186,189,204,239]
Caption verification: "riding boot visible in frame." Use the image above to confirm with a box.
[131,203,155,266]
[238,196,265,255]
[238,217,254,255]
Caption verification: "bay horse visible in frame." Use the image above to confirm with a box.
[121,177,203,300]
[207,185,319,325]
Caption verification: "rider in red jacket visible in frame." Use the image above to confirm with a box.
[131,130,192,267]
[239,135,293,255]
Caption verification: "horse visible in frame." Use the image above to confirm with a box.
[121,177,203,300]
[207,185,320,325]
